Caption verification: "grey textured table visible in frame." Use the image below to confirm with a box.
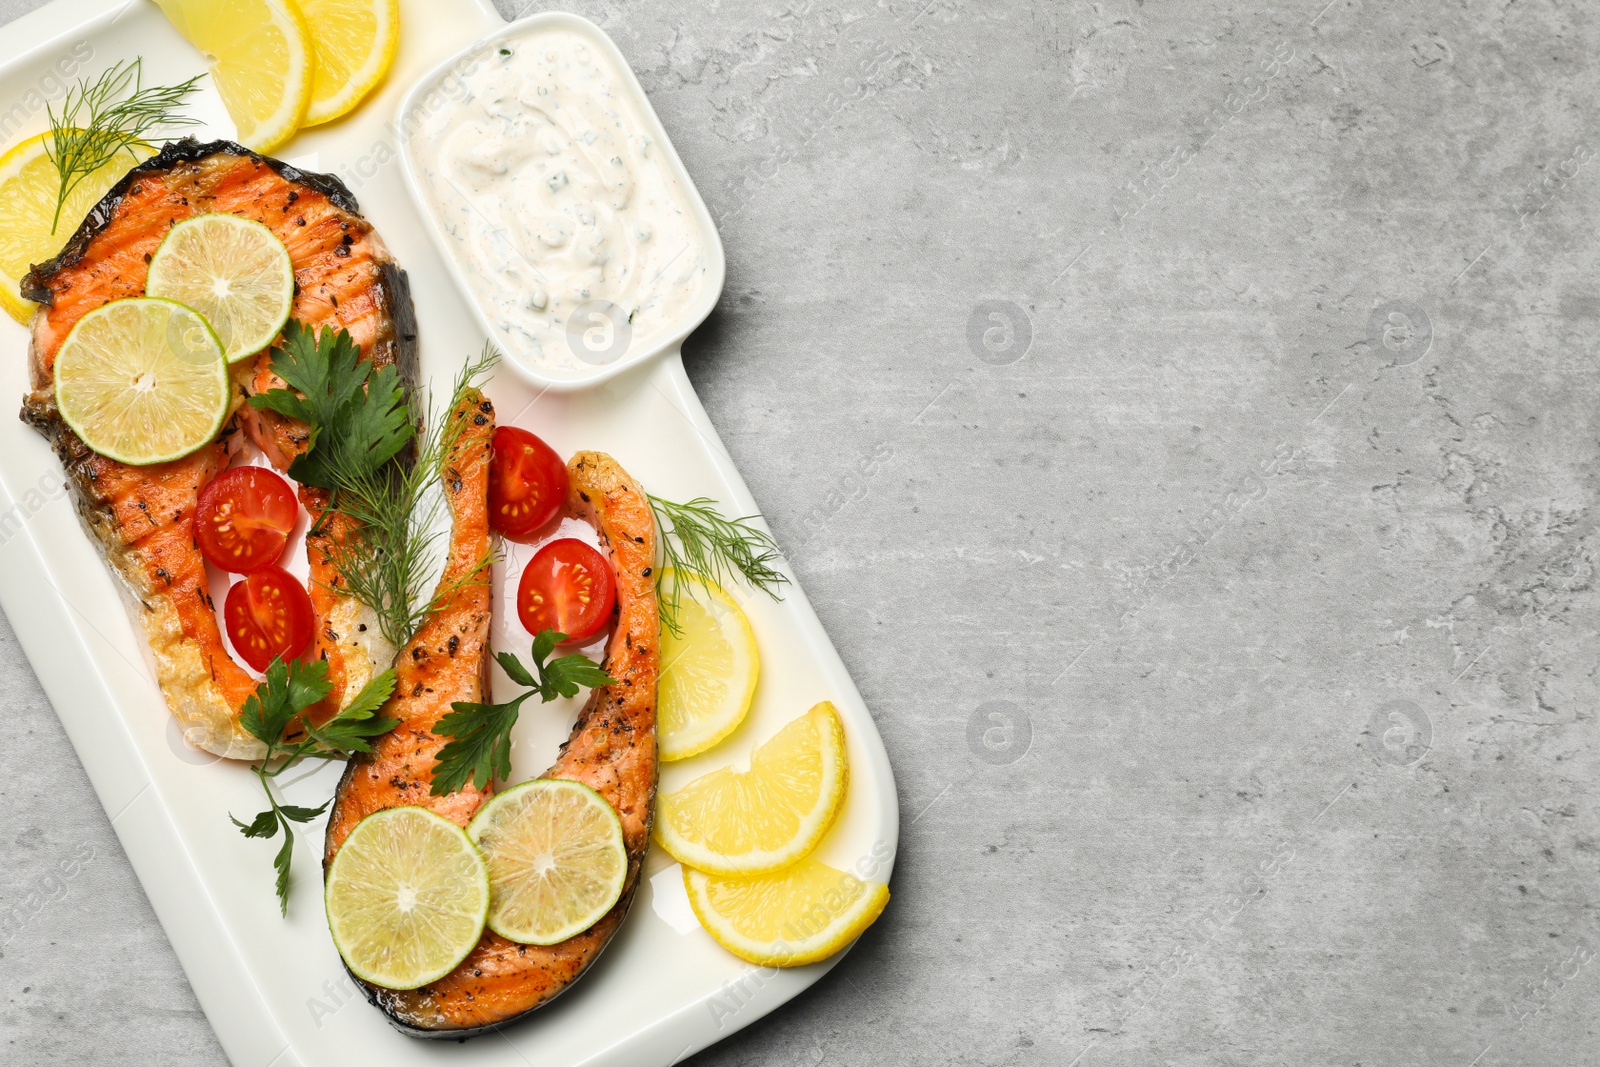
[3,1,1598,1063]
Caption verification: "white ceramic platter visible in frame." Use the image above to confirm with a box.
[0,2,898,1066]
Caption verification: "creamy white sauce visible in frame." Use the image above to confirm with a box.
[411,28,709,376]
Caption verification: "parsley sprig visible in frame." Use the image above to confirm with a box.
[231,658,398,914]
[431,629,614,796]
[248,321,413,491]
[648,495,788,635]
[249,325,495,648]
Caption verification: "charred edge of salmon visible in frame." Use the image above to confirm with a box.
[17,390,224,624]
[20,138,363,305]
[380,259,420,400]
[365,885,644,1041]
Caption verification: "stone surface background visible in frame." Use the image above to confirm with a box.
[3,0,1599,1064]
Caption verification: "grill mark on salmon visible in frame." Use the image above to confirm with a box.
[19,139,416,756]
[325,440,659,1038]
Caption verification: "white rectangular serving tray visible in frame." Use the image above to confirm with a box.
[0,2,898,1065]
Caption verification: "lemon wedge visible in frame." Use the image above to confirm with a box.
[297,0,400,126]
[658,570,759,762]
[684,857,889,967]
[325,807,490,991]
[467,779,627,945]
[153,0,313,153]
[655,701,847,876]
[0,131,147,325]
[53,297,231,465]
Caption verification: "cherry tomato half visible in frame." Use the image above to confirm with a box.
[195,466,299,573]
[517,538,616,642]
[224,566,315,672]
[489,426,569,541]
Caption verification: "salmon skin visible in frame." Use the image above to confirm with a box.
[324,436,660,1038]
[19,138,417,757]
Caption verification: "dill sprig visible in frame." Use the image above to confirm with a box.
[319,461,444,650]
[251,324,498,648]
[319,345,499,647]
[648,495,788,635]
[44,59,202,233]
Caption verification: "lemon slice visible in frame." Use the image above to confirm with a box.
[146,214,294,363]
[0,131,148,325]
[325,807,489,990]
[153,0,313,153]
[53,297,230,465]
[655,702,847,876]
[658,570,759,762]
[467,779,627,945]
[297,0,400,127]
[684,857,889,967]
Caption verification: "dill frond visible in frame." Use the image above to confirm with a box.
[44,59,202,233]
[648,495,788,635]
[321,345,500,648]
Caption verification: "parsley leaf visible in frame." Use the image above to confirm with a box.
[247,321,413,491]
[496,648,538,688]
[431,693,532,797]
[524,629,617,701]
[230,809,279,838]
[240,657,332,744]
[430,630,615,796]
[278,803,331,823]
[230,660,399,915]
[304,670,398,754]
[273,834,295,913]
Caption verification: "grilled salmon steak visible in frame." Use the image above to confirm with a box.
[19,139,416,758]
[324,425,660,1036]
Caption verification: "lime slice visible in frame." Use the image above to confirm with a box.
[53,297,230,465]
[658,570,759,761]
[325,807,489,990]
[146,214,294,363]
[467,779,627,945]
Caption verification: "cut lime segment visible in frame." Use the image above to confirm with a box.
[658,570,759,762]
[325,807,489,991]
[53,297,230,465]
[467,779,627,945]
[146,214,294,363]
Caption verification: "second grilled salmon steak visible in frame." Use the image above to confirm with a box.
[325,431,660,1037]
[19,139,416,757]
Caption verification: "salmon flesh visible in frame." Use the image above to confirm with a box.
[19,139,417,757]
[324,427,661,1037]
